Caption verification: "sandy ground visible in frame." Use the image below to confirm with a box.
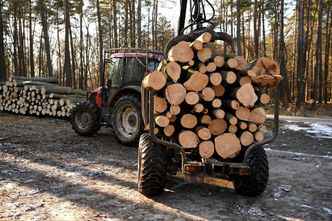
[0,111,331,221]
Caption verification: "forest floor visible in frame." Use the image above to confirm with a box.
[0,111,331,221]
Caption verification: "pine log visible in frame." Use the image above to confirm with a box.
[234,83,258,107]
[222,100,240,110]
[178,130,199,148]
[212,85,225,97]
[201,87,215,101]
[196,32,212,43]
[255,131,265,142]
[239,76,252,86]
[170,105,181,115]
[196,127,211,140]
[180,113,198,129]
[190,40,203,50]
[212,98,222,108]
[225,113,238,125]
[209,72,222,86]
[142,71,167,91]
[206,62,217,72]
[215,133,241,159]
[193,103,204,113]
[13,76,58,84]
[238,121,248,130]
[166,61,182,82]
[233,55,249,71]
[165,83,186,105]
[164,125,175,137]
[199,141,214,158]
[208,119,227,136]
[183,72,209,91]
[228,125,238,133]
[249,107,266,124]
[260,93,270,104]
[168,41,194,63]
[185,91,200,105]
[200,115,212,125]
[221,71,237,84]
[155,116,170,127]
[248,123,258,132]
[197,47,212,63]
[154,96,168,113]
[213,109,225,119]
[166,111,173,119]
[225,58,238,69]
[198,63,207,73]
[235,106,251,121]
[214,56,225,67]
[240,131,254,146]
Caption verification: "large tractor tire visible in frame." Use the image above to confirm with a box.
[137,133,167,196]
[112,94,143,146]
[70,101,101,136]
[233,146,269,196]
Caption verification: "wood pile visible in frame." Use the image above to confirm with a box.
[0,76,87,117]
[143,32,283,160]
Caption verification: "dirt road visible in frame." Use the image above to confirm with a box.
[0,112,331,220]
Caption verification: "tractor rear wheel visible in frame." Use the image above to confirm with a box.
[112,94,143,146]
[70,101,101,136]
[137,133,167,196]
[233,146,269,196]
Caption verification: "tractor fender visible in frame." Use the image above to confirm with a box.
[109,85,141,106]
[90,87,105,107]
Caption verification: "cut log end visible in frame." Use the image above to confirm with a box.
[199,141,214,158]
[215,133,241,159]
[179,130,199,148]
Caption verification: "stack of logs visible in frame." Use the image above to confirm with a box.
[0,76,86,117]
[143,32,283,160]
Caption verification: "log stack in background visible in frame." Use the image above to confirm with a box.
[0,76,86,117]
[143,32,283,160]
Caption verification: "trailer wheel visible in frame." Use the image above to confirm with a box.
[70,101,101,136]
[233,146,269,196]
[112,94,143,146]
[137,133,167,196]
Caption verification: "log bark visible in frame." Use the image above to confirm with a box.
[13,76,58,84]
[199,141,214,158]
[215,133,241,159]
[208,119,227,135]
[178,130,199,148]
[225,113,238,125]
[222,100,240,110]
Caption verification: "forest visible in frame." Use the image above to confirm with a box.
[0,0,331,110]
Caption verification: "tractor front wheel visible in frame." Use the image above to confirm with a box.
[233,146,269,196]
[70,101,101,136]
[137,133,167,196]
[112,94,143,146]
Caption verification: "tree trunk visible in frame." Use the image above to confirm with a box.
[324,4,331,103]
[39,0,53,77]
[296,0,305,108]
[64,0,72,87]
[69,25,76,88]
[312,0,323,105]
[137,0,141,48]
[0,1,7,81]
[79,12,84,89]
[96,0,104,86]
[29,0,35,77]
[113,0,118,48]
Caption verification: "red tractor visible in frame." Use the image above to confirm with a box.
[70,49,163,145]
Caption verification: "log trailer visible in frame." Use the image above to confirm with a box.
[137,0,282,196]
